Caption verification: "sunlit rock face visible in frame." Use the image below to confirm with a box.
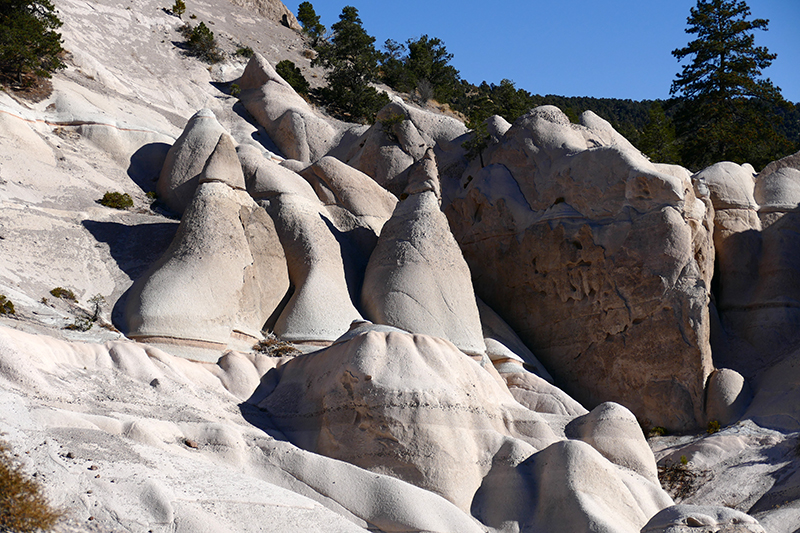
[446,106,715,431]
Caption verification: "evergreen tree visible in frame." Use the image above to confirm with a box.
[639,102,681,164]
[670,0,793,170]
[313,6,388,123]
[276,59,309,95]
[0,0,64,86]
[296,2,325,46]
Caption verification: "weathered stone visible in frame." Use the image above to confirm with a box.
[157,109,226,214]
[705,368,753,427]
[361,152,486,355]
[236,54,355,163]
[258,327,560,511]
[446,106,715,431]
[641,505,765,533]
[342,101,468,195]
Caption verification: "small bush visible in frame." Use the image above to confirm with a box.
[49,287,76,301]
[380,112,405,143]
[181,22,222,63]
[0,295,15,315]
[171,0,185,18]
[98,192,133,209]
[275,60,309,96]
[235,46,253,58]
[707,420,721,434]
[229,83,241,98]
[0,440,62,532]
[658,457,701,501]
[254,334,300,358]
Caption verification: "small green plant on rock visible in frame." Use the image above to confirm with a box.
[0,295,15,315]
[64,294,105,332]
[707,420,721,434]
[229,83,241,98]
[49,287,76,301]
[171,0,185,18]
[380,112,405,143]
[98,191,133,209]
[235,46,253,58]
[0,439,62,532]
[180,22,222,63]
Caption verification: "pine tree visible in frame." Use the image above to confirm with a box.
[670,0,793,170]
[0,0,64,86]
[296,2,325,47]
[313,6,388,123]
[639,102,681,165]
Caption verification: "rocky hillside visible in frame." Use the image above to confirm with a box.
[1,1,800,532]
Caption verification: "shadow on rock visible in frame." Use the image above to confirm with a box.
[127,142,171,193]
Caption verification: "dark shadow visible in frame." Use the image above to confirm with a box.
[230,100,284,157]
[238,368,292,442]
[319,213,377,310]
[82,220,178,327]
[127,142,171,193]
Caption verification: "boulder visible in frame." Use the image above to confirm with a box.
[157,109,226,214]
[126,136,289,361]
[236,54,353,163]
[641,505,765,533]
[473,439,672,533]
[705,368,752,427]
[565,402,659,484]
[502,370,588,417]
[361,150,486,355]
[257,326,560,511]
[446,106,715,431]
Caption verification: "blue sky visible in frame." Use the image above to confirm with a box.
[282,0,800,103]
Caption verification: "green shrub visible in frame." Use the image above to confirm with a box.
[49,287,76,301]
[380,112,405,143]
[98,191,133,209]
[229,83,240,98]
[171,0,185,18]
[235,46,253,58]
[0,440,62,532]
[0,295,15,315]
[180,22,222,63]
[707,420,721,434]
[275,60,309,96]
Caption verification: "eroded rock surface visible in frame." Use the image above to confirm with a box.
[446,106,715,431]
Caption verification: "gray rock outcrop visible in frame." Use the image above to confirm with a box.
[641,505,765,533]
[157,109,226,214]
[238,146,366,344]
[361,149,486,355]
[236,54,352,163]
[342,101,469,196]
[126,134,290,361]
[446,106,715,431]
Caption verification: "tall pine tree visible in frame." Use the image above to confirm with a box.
[670,0,793,170]
[313,6,388,123]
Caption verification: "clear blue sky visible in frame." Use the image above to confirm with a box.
[282,0,800,103]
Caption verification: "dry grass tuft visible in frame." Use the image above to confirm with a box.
[0,440,62,532]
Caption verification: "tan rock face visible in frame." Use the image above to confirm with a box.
[445,106,715,431]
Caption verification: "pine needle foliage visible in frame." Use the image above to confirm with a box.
[0,0,65,86]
